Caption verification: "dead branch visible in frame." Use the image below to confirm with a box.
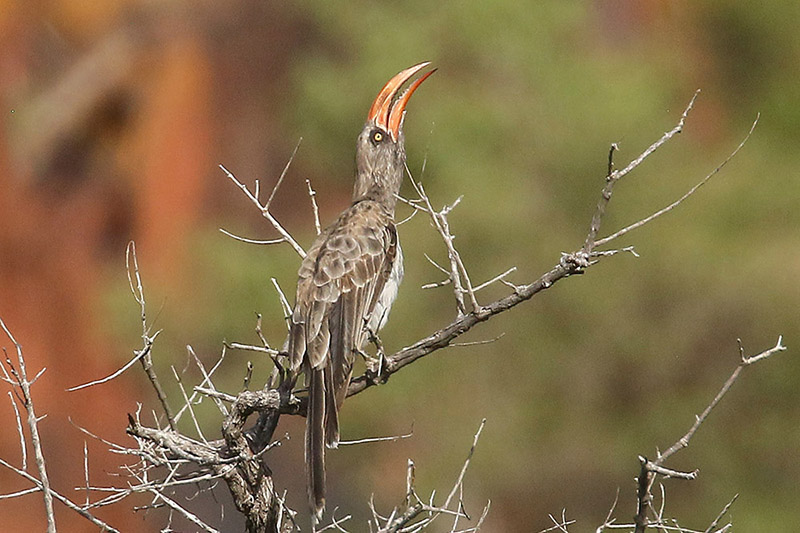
[367,419,488,533]
[1,318,56,532]
[625,336,786,533]
[219,140,306,259]
[1,318,121,532]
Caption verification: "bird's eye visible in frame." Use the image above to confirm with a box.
[370,130,385,144]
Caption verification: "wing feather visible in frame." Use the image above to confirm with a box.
[290,201,399,448]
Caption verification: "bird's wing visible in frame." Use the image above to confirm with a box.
[288,201,397,385]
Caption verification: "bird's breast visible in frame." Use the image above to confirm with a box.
[367,241,404,334]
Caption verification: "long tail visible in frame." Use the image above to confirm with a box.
[306,366,326,520]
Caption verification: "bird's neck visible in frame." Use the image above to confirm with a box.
[352,172,401,212]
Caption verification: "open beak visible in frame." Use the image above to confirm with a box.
[367,62,436,141]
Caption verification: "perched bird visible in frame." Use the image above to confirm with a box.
[287,62,434,518]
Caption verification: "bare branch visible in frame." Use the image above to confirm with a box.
[148,488,221,533]
[185,344,229,417]
[0,318,56,533]
[378,419,487,533]
[195,386,238,403]
[583,91,700,254]
[439,419,485,519]
[630,336,786,533]
[595,113,760,248]
[543,510,575,533]
[339,426,414,446]
[124,241,176,429]
[410,177,479,315]
[347,93,755,403]
[306,178,322,235]
[226,342,280,356]
[0,455,119,532]
[470,267,518,293]
[218,228,287,246]
[272,277,294,322]
[657,336,786,465]
[171,366,207,442]
[7,391,26,468]
[0,487,40,499]
[266,137,303,210]
[67,338,158,391]
[83,441,90,506]
[220,164,306,259]
[703,494,738,533]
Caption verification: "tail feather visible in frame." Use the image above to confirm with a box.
[306,367,326,519]
[324,366,340,447]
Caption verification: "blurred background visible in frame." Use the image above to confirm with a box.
[1,1,799,531]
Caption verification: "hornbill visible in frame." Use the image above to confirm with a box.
[287,62,434,519]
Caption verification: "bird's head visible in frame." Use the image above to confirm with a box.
[353,62,435,206]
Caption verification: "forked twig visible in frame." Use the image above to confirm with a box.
[583,91,700,254]
[220,138,306,259]
[596,113,760,248]
[126,241,176,430]
[1,318,56,533]
[657,336,785,466]
[631,336,786,533]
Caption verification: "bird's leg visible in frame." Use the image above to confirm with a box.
[362,320,386,380]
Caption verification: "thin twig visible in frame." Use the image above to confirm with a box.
[7,391,26,469]
[220,163,306,259]
[447,334,505,348]
[272,277,294,322]
[0,487,40,499]
[83,441,90,506]
[657,336,786,465]
[703,494,738,533]
[595,488,620,533]
[0,455,119,532]
[583,91,700,254]
[339,427,414,446]
[411,178,478,314]
[266,137,303,210]
[226,342,280,356]
[218,228,286,246]
[307,178,322,235]
[126,241,176,430]
[148,488,221,533]
[171,366,206,443]
[432,419,486,528]
[1,318,56,533]
[595,113,759,248]
[184,344,228,417]
[470,267,517,292]
[67,339,159,391]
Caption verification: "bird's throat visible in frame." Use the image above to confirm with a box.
[352,171,402,211]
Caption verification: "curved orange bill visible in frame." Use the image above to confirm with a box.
[367,62,435,141]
